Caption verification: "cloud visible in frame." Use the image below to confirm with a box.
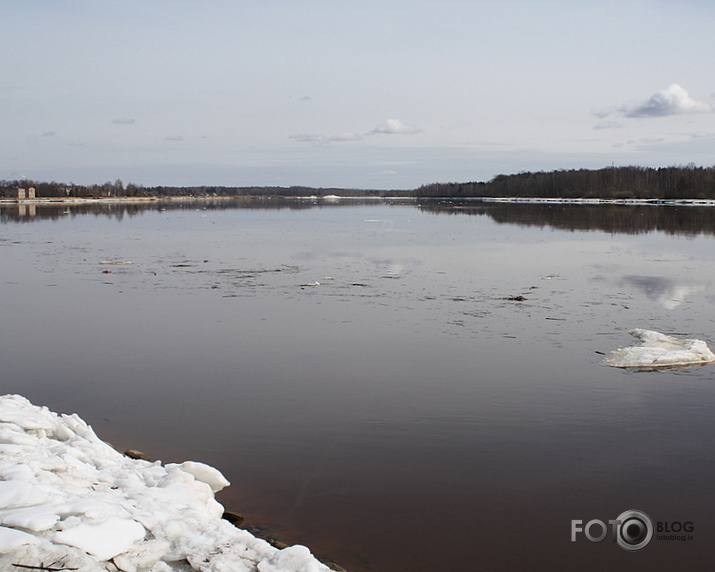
[591,108,612,119]
[612,136,667,148]
[164,135,184,141]
[593,120,624,130]
[327,132,362,142]
[369,118,423,135]
[41,130,56,137]
[290,118,422,146]
[112,118,136,125]
[621,84,712,118]
[289,133,324,143]
[628,137,665,145]
[289,132,362,145]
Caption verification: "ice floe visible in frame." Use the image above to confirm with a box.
[604,329,715,369]
[0,394,330,572]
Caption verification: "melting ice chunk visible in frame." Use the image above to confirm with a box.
[173,461,230,493]
[604,329,715,369]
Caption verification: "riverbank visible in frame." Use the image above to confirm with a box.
[0,394,332,572]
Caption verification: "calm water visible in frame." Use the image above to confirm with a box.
[2,199,715,571]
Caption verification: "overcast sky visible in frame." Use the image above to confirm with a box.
[3,0,714,189]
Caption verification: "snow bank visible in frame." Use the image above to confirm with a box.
[0,394,330,572]
[604,329,715,369]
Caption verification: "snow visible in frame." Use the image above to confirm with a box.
[55,517,147,561]
[0,527,40,552]
[604,329,715,369]
[172,462,230,494]
[0,394,331,572]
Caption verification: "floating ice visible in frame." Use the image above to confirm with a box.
[604,329,715,369]
[0,394,330,571]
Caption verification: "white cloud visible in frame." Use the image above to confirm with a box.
[112,118,136,125]
[41,130,56,137]
[164,135,184,141]
[621,84,712,118]
[369,119,424,135]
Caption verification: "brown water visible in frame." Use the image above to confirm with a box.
[2,199,715,571]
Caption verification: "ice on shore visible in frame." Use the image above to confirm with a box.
[604,329,715,369]
[0,394,330,572]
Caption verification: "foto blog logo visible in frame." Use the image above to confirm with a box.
[571,509,653,551]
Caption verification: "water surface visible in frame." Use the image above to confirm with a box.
[2,199,715,571]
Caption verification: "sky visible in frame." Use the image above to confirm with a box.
[2,0,715,190]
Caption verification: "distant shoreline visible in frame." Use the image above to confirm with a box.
[0,196,159,204]
[4,195,715,207]
[4,165,715,201]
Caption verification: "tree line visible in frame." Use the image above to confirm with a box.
[415,164,715,200]
[4,164,715,200]
[0,179,142,198]
[0,179,409,199]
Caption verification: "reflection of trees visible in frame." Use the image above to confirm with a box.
[4,198,715,238]
[417,200,715,237]
[0,198,416,224]
[0,203,142,224]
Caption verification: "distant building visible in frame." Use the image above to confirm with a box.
[15,187,35,199]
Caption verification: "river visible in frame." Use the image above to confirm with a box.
[2,198,714,571]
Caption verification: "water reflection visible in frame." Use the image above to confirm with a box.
[4,198,715,237]
[622,275,707,309]
[0,197,414,224]
[418,199,715,236]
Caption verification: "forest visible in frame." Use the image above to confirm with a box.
[415,164,715,200]
[2,164,715,200]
